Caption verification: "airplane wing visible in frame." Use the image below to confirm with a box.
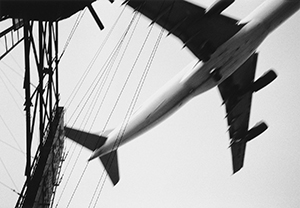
[218,53,259,173]
[124,0,243,61]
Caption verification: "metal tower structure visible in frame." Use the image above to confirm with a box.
[16,20,63,207]
[0,0,113,207]
[0,14,65,208]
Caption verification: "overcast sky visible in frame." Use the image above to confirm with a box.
[1,0,300,207]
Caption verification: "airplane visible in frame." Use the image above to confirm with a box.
[65,0,300,185]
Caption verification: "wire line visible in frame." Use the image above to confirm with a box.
[0,114,23,153]
[55,7,131,207]
[92,24,164,208]
[64,6,126,109]
[58,9,86,63]
[87,11,142,208]
[0,180,20,196]
[0,157,18,192]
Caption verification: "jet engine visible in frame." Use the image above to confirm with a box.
[245,121,268,142]
[206,0,235,16]
[252,69,277,92]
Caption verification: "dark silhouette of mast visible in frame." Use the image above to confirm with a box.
[0,1,112,207]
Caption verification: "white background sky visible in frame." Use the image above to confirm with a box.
[1,0,300,207]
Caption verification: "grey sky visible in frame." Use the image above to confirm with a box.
[0,0,300,207]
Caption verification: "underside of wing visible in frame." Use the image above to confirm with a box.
[218,52,277,173]
[218,53,258,173]
[124,0,243,61]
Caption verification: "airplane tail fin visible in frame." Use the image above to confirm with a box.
[64,126,120,185]
[99,150,120,185]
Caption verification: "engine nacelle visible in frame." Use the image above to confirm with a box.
[246,121,268,142]
[252,70,277,92]
[205,0,235,16]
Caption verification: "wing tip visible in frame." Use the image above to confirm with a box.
[232,165,243,174]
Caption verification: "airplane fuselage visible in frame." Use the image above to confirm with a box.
[89,0,300,160]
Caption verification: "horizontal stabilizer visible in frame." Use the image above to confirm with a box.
[65,126,120,185]
[64,126,107,151]
[100,151,120,186]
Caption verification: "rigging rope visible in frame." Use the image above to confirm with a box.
[0,115,23,153]
[64,6,126,108]
[0,180,20,196]
[58,2,164,206]
[0,68,23,100]
[55,30,127,207]
[86,11,142,208]
[95,11,141,139]
[0,139,25,155]
[55,7,134,207]
[62,7,136,172]
[0,69,24,116]
[65,162,89,208]
[91,26,165,208]
[65,11,141,207]
[0,157,18,193]
[58,8,86,63]
[0,60,27,85]
[63,39,127,208]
